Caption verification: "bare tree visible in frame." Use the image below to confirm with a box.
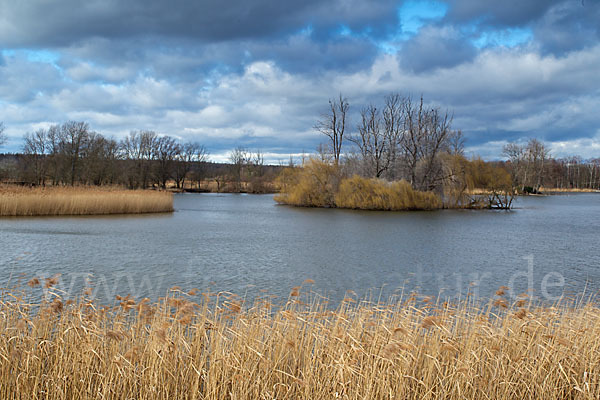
[189,145,210,190]
[315,94,349,165]
[174,142,207,189]
[229,146,249,192]
[154,135,181,189]
[398,96,454,191]
[60,121,90,186]
[399,96,422,187]
[381,94,404,178]
[315,143,332,163]
[23,129,49,185]
[82,133,119,185]
[526,138,549,191]
[503,138,550,192]
[247,150,265,178]
[448,130,465,156]
[350,94,405,179]
[121,130,158,188]
[45,125,62,185]
[350,105,386,178]
[502,142,526,190]
[0,122,6,148]
[417,106,453,191]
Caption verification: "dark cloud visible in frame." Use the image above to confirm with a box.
[58,34,380,86]
[533,1,600,54]
[0,0,399,47]
[399,25,477,72]
[443,0,563,27]
[443,0,600,56]
[247,35,379,74]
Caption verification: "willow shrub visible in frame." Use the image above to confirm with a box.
[275,159,441,210]
[274,159,341,207]
[335,175,441,210]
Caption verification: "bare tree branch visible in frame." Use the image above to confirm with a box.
[315,94,349,165]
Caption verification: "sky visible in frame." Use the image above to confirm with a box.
[0,0,599,162]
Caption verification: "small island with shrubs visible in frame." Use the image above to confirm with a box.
[275,94,519,211]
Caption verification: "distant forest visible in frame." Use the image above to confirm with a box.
[0,99,599,194]
[0,121,280,193]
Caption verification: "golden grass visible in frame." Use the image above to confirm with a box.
[274,159,340,207]
[275,160,442,210]
[0,185,173,216]
[335,175,441,210]
[539,187,600,193]
[2,282,600,399]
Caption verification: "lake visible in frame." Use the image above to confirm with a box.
[1,193,599,304]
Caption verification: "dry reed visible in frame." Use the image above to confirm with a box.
[1,282,599,399]
[275,159,442,210]
[0,185,173,216]
[538,187,600,193]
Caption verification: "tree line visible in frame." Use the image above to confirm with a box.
[501,139,600,192]
[0,121,277,192]
[1,106,598,196]
[314,94,599,195]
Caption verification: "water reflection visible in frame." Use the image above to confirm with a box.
[1,193,599,305]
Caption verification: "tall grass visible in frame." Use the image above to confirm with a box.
[335,175,441,210]
[274,159,341,207]
[0,185,173,216]
[2,281,599,399]
[275,159,442,210]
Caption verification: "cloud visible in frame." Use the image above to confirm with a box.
[0,0,399,47]
[443,0,563,27]
[0,52,64,102]
[399,25,477,72]
[532,1,600,55]
[443,0,600,56]
[1,0,599,161]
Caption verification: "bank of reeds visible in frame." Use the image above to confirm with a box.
[335,175,441,210]
[275,159,442,210]
[1,280,599,399]
[0,185,173,216]
[539,187,600,194]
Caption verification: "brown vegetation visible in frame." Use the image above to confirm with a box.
[1,282,600,399]
[0,185,173,216]
[274,159,341,207]
[335,175,441,210]
[444,156,515,209]
[275,158,513,210]
[275,159,441,210]
[539,187,600,194]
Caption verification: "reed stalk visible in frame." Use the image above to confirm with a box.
[0,185,173,216]
[1,281,599,399]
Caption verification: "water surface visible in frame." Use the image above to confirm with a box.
[1,193,599,304]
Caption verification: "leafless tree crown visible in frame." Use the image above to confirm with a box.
[315,94,349,165]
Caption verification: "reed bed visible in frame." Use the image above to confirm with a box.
[539,187,600,193]
[0,185,173,216]
[1,281,600,399]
